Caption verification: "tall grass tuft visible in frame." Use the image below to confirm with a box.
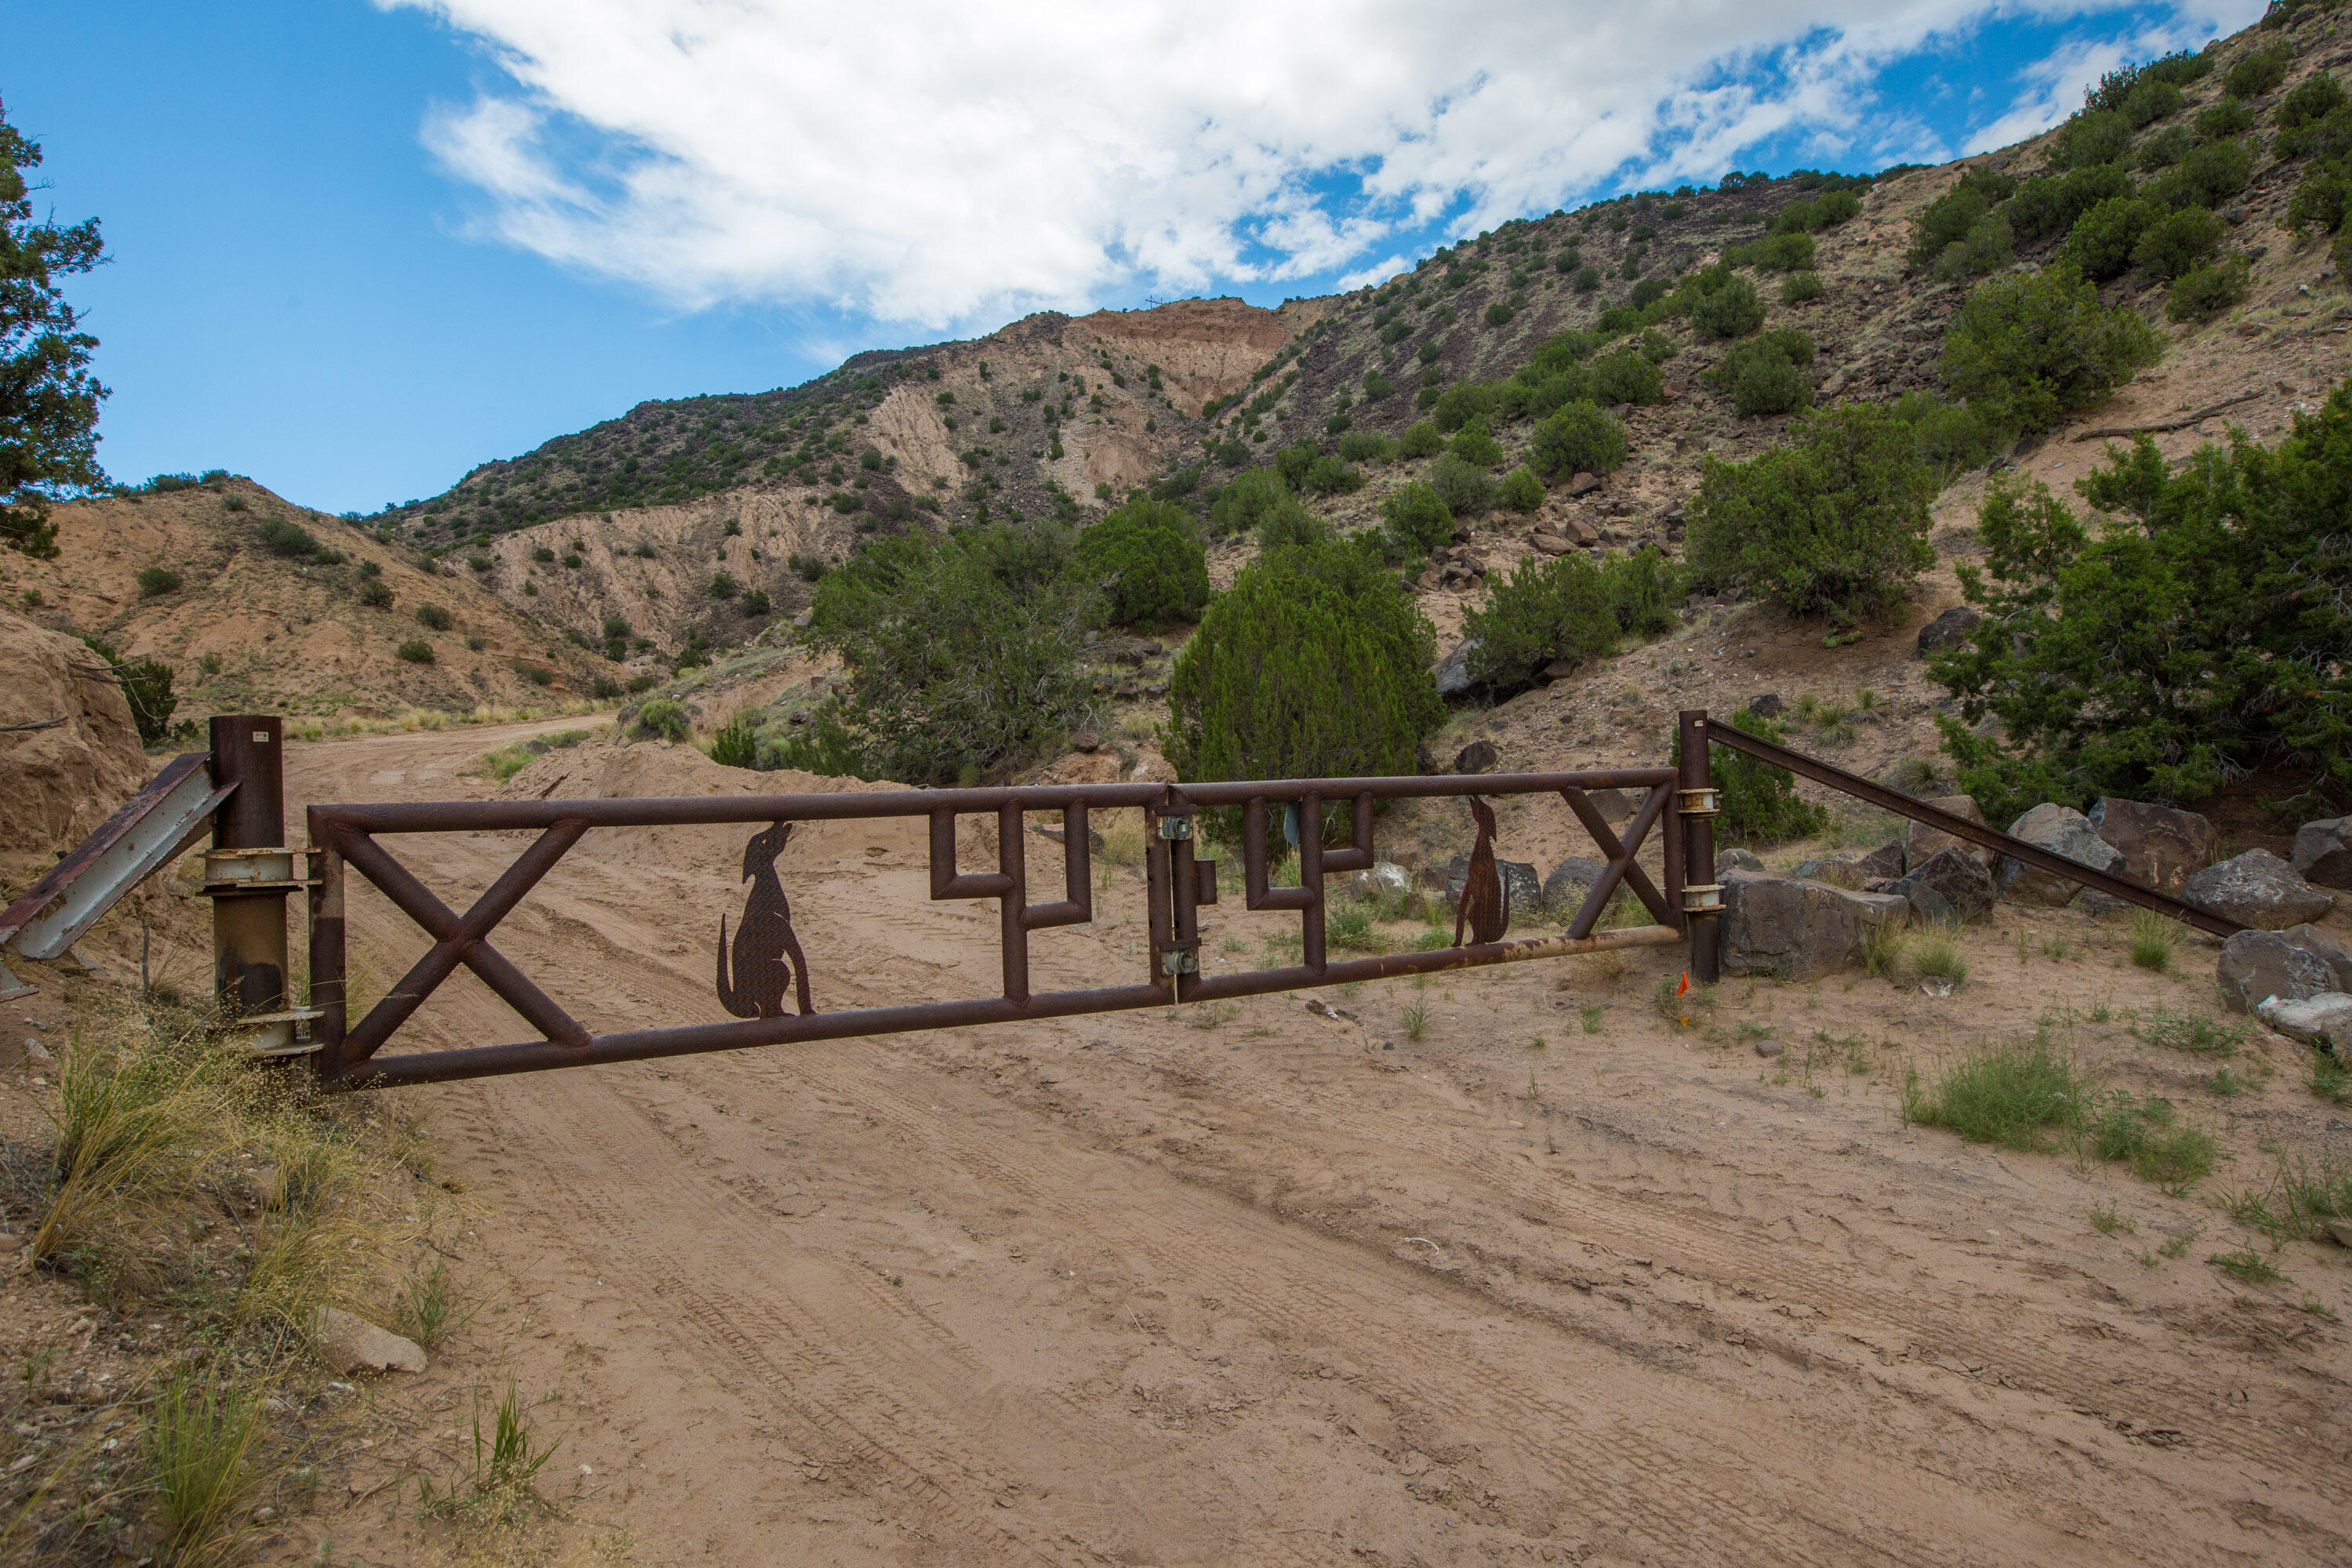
[1902,1043,2085,1150]
[2127,909,2180,972]
[419,1384,557,1530]
[147,1367,272,1567]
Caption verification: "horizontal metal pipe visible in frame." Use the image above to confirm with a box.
[337,982,1177,1087]
[309,770,1682,837]
[1702,719,2244,938]
[338,924,1685,1090]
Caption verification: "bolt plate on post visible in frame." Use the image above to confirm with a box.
[216,1007,327,1056]
[203,847,316,893]
[1677,788,1722,816]
[1681,882,1724,913]
[1156,815,1195,840]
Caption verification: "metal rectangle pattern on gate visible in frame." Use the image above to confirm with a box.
[307,767,1690,1088]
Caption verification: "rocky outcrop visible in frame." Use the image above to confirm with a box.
[1721,872,1908,980]
[1904,796,1994,871]
[1432,641,1478,699]
[2088,798,2215,892]
[1915,606,1980,655]
[1453,739,1498,775]
[2292,817,2352,890]
[1791,842,1904,890]
[310,1307,426,1375]
[0,608,150,887]
[1445,853,1540,920]
[1997,804,2125,906]
[2257,992,2352,1051]
[1883,844,1996,923]
[2183,850,2333,931]
[2217,927,2348,1014]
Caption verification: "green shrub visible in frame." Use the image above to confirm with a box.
[396,638,434,664]
[1464,546,1686,693]
[1782,272,1825,304]
[2281,101,2352,162]
[1528,401,1628,478]
[1889,392,2002,478]
[709,570,739,599]
[1685,402,1936,626]
[1428,454,1493,516]
[2136,125,2193,170]
[2165,257,2250,321]
[1076,498,1210,625]
[1337,429,1393,463]
[1167,539,1443,829]
[1207,467,1294,535]
[136,564,183,597]
[1941,264,2161,441]
[2131,206,2221,279]
[2226,41,2292,100]
[1448,417,1503,469]
[2062,196,2158,280]
[415,603,452,631]
[255,515,321,557]
[1431,382,1497,432]
[1929,399,2352,812]
[1495,466,1544,513]
[1931,213,2015,280]
[2289,160,2350,234]
[2092,1093,2215,1192]
[741,587,771,617]
[1704,329,1814,416]
[513,662,553,687]
[708,712,758,768]
[1731,231,1817,272]
[1908,170,2013,268]
[2197,96,2256,137]
[2145,137,2252,209]
[2003,164,2134,243]
[1465,553,1617,688]
[1399,421,1445,459]
[1381,481,1454,555]
[1689,272,1763,339]
[804,520,1094,785]
[1573,265,1602,293]
[356,577,393,608]
[1483,301,1515,327]
[2120,77,2184,128]
[1258,500,1330,549]
[1589,350,1664,405]
[632,699,689,742]
[2049,109,2132,170]
[532,546,554,563]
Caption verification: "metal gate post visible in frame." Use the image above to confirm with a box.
[1677,710,1722,985]
[209,716,289,1018]
[307,832,346,1083]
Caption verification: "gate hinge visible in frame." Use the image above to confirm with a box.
[1160,949,1199,976]
[1156,815,1195,840]
[1677,788,1722,817]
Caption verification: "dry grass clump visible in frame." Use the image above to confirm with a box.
[4,1001,457,1561]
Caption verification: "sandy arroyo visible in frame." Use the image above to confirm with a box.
[277,720,2351,1567]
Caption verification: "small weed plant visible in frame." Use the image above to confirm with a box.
[420,1384,557,1530]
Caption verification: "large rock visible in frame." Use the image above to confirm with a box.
[1792,841,1904,890]
[1432,641,1479,699]
[1453,739,1498,775]
[1721,873,1909,980]
[2292,817,2352,890]
[2280,924,2352,989]
[0,608,148,877]
[1905,795,1994,870]
[1886,844,1997,922]
[2088,797,2216,892]
[1444,853,1541,920]
[2183,849,2333,930]
[1915,605,1981,655]
[1349,862,1414,902]
[1997,804,2125,906]
[2257,992,2352,1051]
[310,1308,426,1375]
[2217,928,2343,1014]
[1542,856,1605,913]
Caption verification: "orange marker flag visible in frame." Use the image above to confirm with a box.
[1677,971,1691,996]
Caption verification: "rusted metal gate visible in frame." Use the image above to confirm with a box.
[5,710,2241,1089]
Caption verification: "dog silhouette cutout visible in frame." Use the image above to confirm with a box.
[1453,797,1508,948]
[717,820,814,1018]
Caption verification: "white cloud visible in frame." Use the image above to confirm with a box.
[384,1,2260,329]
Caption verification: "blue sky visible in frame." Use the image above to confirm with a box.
[9,1,2256,514]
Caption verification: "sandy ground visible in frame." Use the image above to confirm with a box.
[259,717,2352,1568]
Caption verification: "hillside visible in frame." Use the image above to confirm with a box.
[0,478,613,728]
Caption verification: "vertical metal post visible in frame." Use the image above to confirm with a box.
[307,820,346,1083]
[1678,710,1719,984]
[209,715,289,1018]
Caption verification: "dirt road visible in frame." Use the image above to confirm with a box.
[285,720,2350,1566]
